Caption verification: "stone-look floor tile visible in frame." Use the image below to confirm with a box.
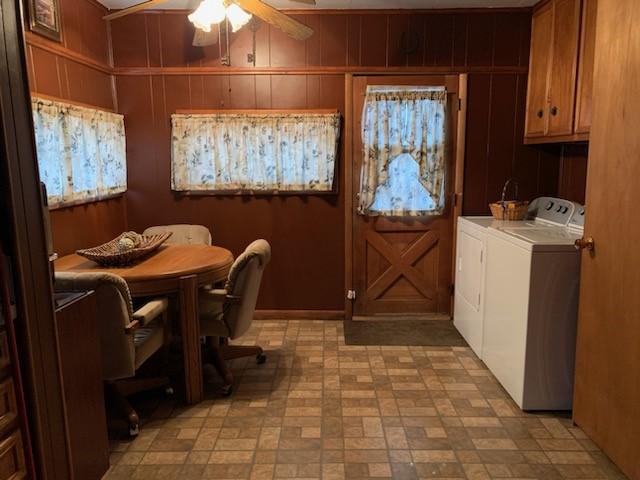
[103,320,625,480]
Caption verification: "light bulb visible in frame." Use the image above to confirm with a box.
[188,0,226,33]
[225,3,252,32]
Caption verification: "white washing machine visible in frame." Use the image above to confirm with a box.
[482,198,585,410]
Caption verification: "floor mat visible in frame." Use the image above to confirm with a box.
[344,319,468,346]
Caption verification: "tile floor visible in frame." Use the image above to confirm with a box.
[104,320,627,479]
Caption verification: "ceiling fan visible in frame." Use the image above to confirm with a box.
[103,0,315,46]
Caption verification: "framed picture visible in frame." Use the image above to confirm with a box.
[27,0,61,42]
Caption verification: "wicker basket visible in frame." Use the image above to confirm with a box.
[76,231,172,266]
[489,179,529,221]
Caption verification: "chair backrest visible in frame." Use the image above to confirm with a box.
[143,224,212,245]
[54,272,136,380]
[224,240,271,339]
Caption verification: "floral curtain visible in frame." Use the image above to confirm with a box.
[171,112,341,193]
[31,97,127,207]
[358,86,447,216]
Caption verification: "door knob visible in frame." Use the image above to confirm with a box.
[574,237,595,251]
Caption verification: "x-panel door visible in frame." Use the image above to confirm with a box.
[351,75,459,319]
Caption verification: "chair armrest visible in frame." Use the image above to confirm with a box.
[201,289,242,304]
[124,319,140,334]
[133,298,169,326]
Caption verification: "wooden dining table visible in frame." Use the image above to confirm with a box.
[55,244,234,405]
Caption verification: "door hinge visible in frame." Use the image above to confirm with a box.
[347,290,357,300]
[458,98,462,111]
[449,284,455,296]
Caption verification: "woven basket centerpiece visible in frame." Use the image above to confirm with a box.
[76,231,172,266]
[489,179,529,221]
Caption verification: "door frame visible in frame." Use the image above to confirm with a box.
[344,73,468,321]
[0,0,72,477]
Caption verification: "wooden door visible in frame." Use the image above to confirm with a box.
[525,1,553,138]
[351,75,459,319]
[574,0,597,134]
[573,1,640,479]
[547,0,581,136]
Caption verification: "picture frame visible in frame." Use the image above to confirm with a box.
[27,0,61,42]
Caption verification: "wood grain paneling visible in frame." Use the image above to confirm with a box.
[558,143,588,204]
[462,73,561,215]
[117,74,345,310]
[26,0,124,255]
[110,10,533,71]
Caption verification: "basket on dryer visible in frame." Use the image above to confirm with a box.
[489,179,529,221]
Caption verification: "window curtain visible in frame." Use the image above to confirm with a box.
[171,112,341,193]
[31,97,127,207]
[358,87,447,216]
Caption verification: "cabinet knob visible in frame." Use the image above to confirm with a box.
[550,106,558,116]
[537,109,544,118]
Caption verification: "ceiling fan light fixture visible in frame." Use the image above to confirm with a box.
[188,0,226,32]
[225,3,252,32]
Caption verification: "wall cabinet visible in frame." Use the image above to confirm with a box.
[525,0,596,144]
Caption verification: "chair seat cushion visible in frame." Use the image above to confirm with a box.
[134,325,164,369]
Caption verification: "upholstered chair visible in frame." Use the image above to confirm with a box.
[198,239,271,394]
[143,224,212,246]
[54,271,171,437]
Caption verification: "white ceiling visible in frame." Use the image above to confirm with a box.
[99,0,538,12]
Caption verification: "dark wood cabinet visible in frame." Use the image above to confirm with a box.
[54,291,110,480]
[525,0,596,143]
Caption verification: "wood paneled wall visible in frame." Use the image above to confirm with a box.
[116,74,345,310]
[109,10,532,70]
[24,0,127,256]
[25,7,587,309]
[109,10,558,311]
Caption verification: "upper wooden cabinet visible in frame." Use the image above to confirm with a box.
[525,0,597,143]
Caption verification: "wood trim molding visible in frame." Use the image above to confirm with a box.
[175,108,339,114]
[254,310,344,320]
[344,73,354,321]
[113,66,529,76]
[140,7,533,15]
[24,32,112,75]
[30,92,117,113]
[524,133,589,145]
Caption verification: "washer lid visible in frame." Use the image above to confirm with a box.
[495,226,582,252]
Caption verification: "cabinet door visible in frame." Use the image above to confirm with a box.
[547,0,582,136]
[524,2,553,138]
[575,0,597,133]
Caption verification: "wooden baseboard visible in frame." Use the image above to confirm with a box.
[254,310,344,320]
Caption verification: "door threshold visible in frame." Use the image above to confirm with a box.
[351,313,452,322]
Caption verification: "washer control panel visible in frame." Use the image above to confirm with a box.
[568,203,586,230]
[527,197,576,225]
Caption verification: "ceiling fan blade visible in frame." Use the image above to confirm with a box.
[192,25,219,47]
[290,0,316,4]
[231,0,313,40]
[103,0,169,21]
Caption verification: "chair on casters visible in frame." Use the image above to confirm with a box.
[199,239,271,394]
[143,224,212,245]
[54,272,172,437]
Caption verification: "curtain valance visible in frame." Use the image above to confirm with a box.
[31,97,127,207]
[358,86,447,216]
[171,111,341,193]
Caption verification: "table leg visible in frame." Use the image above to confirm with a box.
[179,274,203,404]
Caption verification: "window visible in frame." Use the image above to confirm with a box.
[32,97,127,207]
[171,110,341,194]
[358,87,447,216]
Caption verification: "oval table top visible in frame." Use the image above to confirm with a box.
[55,244,234,295]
